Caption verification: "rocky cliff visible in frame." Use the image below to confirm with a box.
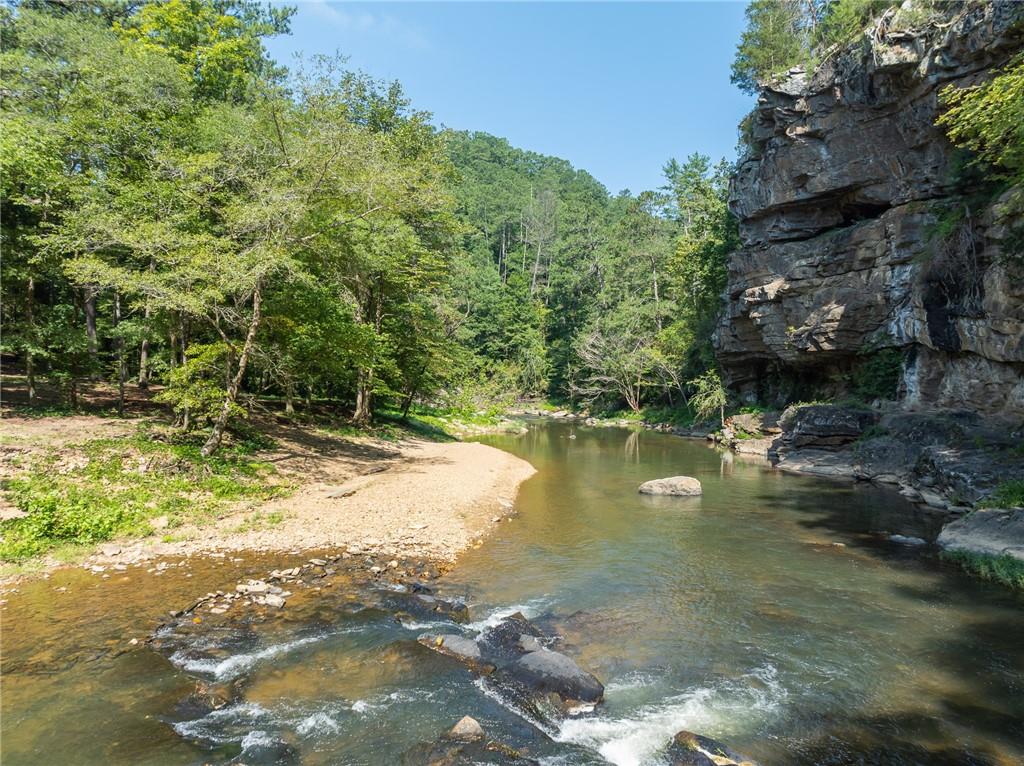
[716,2,1024,416]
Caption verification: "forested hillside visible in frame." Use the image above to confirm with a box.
[5,0,1018,453]
[1,0,736,449]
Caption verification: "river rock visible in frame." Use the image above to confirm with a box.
[401,718,539,765]
[508,648,604,705]
[168,677,247,722]
[448,715,485,740]
[666,730,760,766]
[417,634,490,670]
[378,590,470,624]
[419,614,604,716]
[477,612,544,660]
[937,508,1024,561]
[638,476,702,496]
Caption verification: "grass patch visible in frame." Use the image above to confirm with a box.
[231,510,286,534]
[941,549,1024,590]
[978,480,1024,509]
[0,423,284,561]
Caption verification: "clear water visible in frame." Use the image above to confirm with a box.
[3,422,1023,765]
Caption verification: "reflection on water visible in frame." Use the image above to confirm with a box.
[2,422,1023,765]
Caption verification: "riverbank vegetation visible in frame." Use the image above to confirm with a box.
[940,549,1024,591]
[1,0,736,451]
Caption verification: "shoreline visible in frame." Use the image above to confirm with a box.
[0,415,536,586]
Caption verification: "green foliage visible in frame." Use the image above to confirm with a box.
[687,369,728,426]
[731,0,933,95]
[0,426,280,560]
[978,480,1024,509]
[731,0,809,94]
[155,343,241,426]
[939,53,1024,187]
[1,0,744,440]
[941,549,1024,591]
[851,348,903,401]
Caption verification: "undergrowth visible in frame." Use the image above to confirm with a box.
[0,424,283,561]
[978,480,1024,509]
[941,549,1024,591]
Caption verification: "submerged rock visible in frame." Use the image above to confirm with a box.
[666,730,760,766]
[402,716,539,765]
[377,590,470,624]
[228,734,298,765]
[638,476,702,496]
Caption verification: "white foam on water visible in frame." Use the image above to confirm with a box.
[464,596,553,633]
[604,671,660,694]
[555,664,788,766]
[170,626,365,681]
[172,701,274,744]
[296,711,340,737]
[399,619,454,631]
[471,662,787,766]
[171,634,325,680]
[556,687,718,766]
[351,687,437,717]
[240,729,279,749]
[351,699,375,715]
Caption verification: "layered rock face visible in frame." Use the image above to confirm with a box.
[716,2,1024,416]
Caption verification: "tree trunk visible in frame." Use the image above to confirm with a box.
[353,368,373,426]
[169,326,178,370]
[201,284,263,457]
[114,293,126,416]
[285,379,295,415]
[530,242,542,295]
[26,277,36,404]
[138,259,154,387]
[84,285,98,377]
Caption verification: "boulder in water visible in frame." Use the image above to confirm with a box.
[477,612,544,660]
[420,613,604,717]
[508,647,604,704]
[448,715,485,740]
[402,717,539,765]
[666,730,760,766]
[417,633,493,672]
[638,476,702,496]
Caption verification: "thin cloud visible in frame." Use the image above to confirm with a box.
[304,1,432,52]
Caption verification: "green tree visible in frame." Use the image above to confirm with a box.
[939,52,1024,187]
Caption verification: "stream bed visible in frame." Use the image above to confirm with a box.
[2,421,1023,765]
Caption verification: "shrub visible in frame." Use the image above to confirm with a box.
[852,348,903,401]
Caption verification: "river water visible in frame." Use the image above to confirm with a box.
[2,422,1023,765]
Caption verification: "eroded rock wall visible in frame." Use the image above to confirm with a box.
[716,1,1024,416]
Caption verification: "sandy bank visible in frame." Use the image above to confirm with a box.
[0,415,536,577]
[205,436,537,560]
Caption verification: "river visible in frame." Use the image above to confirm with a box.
[2,421,1023,765]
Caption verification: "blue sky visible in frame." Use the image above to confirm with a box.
[266,2,753,194]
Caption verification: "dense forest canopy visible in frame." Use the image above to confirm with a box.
[0,0,736,449]
[1,0,1013,451]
